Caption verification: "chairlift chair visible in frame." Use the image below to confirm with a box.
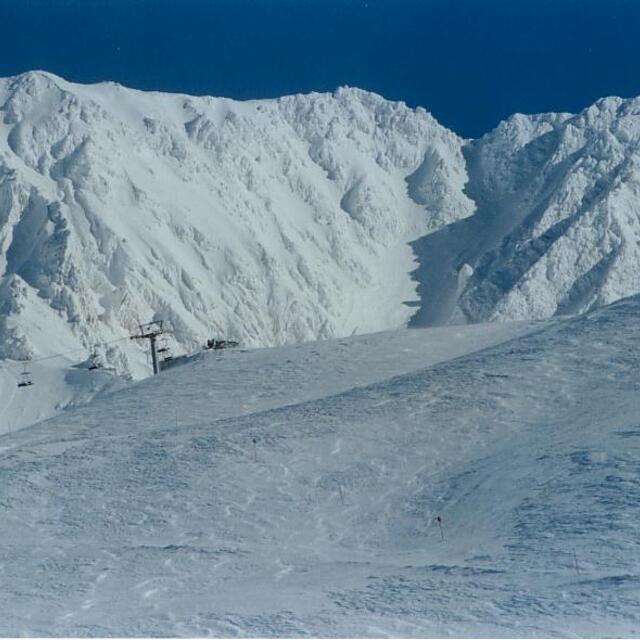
[157,337,173,366]
[88,346,102,371]
[17,365,33,388]
[157,335,170,355]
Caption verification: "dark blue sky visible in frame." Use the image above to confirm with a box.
[1,0,639,137]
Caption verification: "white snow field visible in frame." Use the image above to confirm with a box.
[0,298,639,637]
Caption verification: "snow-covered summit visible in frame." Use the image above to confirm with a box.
[0,70,471,378]
[411,94,640,325]
[460,95,640,320]
[3,70,640,381]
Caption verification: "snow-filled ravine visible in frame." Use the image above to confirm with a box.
[0,297,638,636]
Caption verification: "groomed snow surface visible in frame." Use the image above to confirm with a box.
[1,298,639,637]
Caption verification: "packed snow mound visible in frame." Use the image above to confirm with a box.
[0,70,472,378]
[0,297,638,636]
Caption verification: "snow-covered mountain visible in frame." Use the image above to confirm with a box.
[3,70,640,384]
[0,296,638,636]
[0,70,471,376]
[414,99,640,325]
[3,70,640,634]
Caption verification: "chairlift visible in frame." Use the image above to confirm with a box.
[88,345,102,371]
[157,347,172,369]
[157,336,173,363]
[17,364,33,388]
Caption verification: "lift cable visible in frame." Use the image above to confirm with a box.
[2,334,133,368]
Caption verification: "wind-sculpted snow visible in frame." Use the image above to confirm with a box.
[0,298,638,636]
[420,98,640,324]
[3,70,640,388]
[0,71,472,379]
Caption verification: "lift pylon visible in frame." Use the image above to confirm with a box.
[130,320,166,375]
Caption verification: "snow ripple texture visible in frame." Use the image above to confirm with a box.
[0,299,638,636]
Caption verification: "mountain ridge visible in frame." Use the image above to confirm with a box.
[2,70,640,377]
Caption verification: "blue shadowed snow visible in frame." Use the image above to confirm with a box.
[0,298,639,635]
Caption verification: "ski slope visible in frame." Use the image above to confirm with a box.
[0,299,638,637]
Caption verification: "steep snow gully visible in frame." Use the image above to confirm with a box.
[0,298,639,636]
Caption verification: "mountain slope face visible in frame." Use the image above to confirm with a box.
[0,71,471,375]
[412,97,640,325]
[3,71,640,377]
